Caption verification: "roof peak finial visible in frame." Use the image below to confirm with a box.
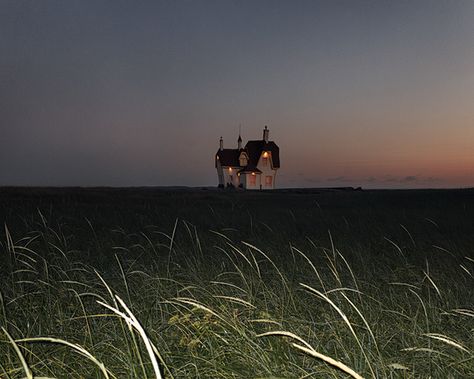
[237,125,242,149]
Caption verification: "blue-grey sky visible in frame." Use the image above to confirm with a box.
[1,0,473,188]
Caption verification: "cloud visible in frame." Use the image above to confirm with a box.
[381,175,419,183]
[281,173,446,188]
[327,176,349,182]
[423,176,443,183]
[374,175,445,185]
[383,176,399,183]
[305,176,322,183]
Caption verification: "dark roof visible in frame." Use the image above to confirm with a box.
[215,149,241,167]
[216,139,280,169]
[244,140,280,168]
[238,165,262,174]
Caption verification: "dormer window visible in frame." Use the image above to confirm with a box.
[239,152,248,167]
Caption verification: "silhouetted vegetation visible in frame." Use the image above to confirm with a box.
[1,187,474,378]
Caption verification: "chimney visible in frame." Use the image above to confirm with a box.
[237,134,242,150]
[263,125,269,143]
[219,136,223,151]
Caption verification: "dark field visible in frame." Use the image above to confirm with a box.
[1,187,474,378]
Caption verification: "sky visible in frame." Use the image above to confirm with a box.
[1,0,473,188]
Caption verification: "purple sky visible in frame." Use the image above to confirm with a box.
[1,0,473,188]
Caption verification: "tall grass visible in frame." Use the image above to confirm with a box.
[1,188,473,378]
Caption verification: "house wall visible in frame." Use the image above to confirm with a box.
[239,173,246,188]
[216,161,224,186]
[221,166,240,187]
[256,152,277,190]
[242,173,261,190]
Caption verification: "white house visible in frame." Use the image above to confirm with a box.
[215,126,280,190]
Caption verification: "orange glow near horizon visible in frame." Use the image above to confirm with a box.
[275,111,474,187]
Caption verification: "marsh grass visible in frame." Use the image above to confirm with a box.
[1,188,474,378]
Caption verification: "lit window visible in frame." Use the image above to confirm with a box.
[249,174,256,185]
[265,176,273,187]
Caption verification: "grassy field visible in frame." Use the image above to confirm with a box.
[1,187,474,378]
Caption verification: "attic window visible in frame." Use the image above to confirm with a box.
[262,151,269,166]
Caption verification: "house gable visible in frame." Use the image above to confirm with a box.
[215,149,240,167]
[244,140,280,169]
